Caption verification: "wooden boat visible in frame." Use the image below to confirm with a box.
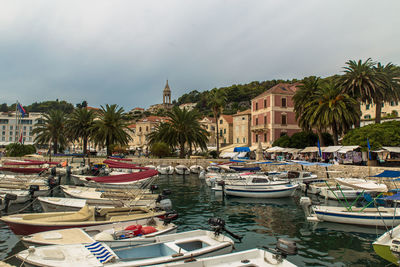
[61,185,156,204]
[0,166,47,174]
[300,197,400,227]
[175,165,190,175]
[157,165,174,175]
[211,175,289,191]
[21,217,178,248]
[0,205,166,235]
[16,230,234,267]
[373,224,400,264]
[159,248,297,267]
[189,165,204,174]
[38,196,157,212]
[223,184,299,198]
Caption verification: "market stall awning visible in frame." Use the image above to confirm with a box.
[337,146,360,153]
[382,147,400,153]
[300,147,319,153]
[220,152,238,158]
[233,147,250,152]
[322,146,342,153]
[265,146,285,152]
[370,170,400,178]
[281,148,302,153]
[249,143,270,151]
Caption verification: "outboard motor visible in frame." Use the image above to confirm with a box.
[66,166,72,176]
[29,185,40,199]
[150,185,159,194]
[199,170,206,179]
[50,167,57,176]
[47,177,57,196]
[275,239,297,258]
[161,211,179,225]
[208,217,242,242]
[159,198,172,211]
[162,189,172,196]
[2,193,17,213]
[299,197,312,217]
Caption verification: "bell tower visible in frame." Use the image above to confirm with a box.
[163,80,171,105]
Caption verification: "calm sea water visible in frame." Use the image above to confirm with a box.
[0,174,390,266]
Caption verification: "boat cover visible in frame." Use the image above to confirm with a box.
[86,169,158,183]
[107,157,132,162]
[230,166,261,171]
[0,167,47,174]
[383,193,400,200]
[370,170,400,178]
[334,178,388,192]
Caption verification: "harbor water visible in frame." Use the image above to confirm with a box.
[0,174,389,266]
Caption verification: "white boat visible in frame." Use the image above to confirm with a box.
[175,165,190,175]
[17,230,234,267]
[373,223,400,264]
[211,175,290,191]
[189,165,204,174]
[161,246,297,267]
[38,196,157,212]
[300,196,400,226]
[145,165,156,170]
[21,217,178,248]
[222,184,299,198]
[157,165,174,175]
[71,172,127,186]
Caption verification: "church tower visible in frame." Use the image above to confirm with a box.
[163,80,171,105]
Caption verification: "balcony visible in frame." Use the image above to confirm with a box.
[251,124,268,132]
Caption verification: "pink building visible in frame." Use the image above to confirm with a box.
[251,83,301,146]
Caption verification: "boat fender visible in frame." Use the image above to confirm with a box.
[275,238,297,258]
[142,226,157,235]
[125,225,143,236]
[93,232,114,241]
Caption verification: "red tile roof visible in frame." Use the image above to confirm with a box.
[138,116,168,123]
[133,107,144,110]
[86,106,100,110]
[201,117,216,123]
[233,109,251,116]
[252,83,300,100]
[128,124,136,128]
[221,115,233,124]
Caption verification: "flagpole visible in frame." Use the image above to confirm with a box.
[14,101,18,143]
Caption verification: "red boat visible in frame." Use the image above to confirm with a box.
[0,167,47,174]
[86,169,158,184]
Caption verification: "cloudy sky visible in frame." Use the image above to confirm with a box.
[0,1,399,110]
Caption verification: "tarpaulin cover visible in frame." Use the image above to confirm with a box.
[25,159,60,165]
[86,169,158,183]
[0,167,47,174]
[370,170,400,178]
[108,157,132,162]
[383,193,400,201]
[233,147,250,152]
[230,166,261,171]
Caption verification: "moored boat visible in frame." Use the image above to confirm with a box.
[373,223,400,264]
[157,165,174,175]
[189,165,204,174]
[222,184,299,198]
[175,165,190,175]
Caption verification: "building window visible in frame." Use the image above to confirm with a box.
[10,126,13,130]
[9,131,13,136]
[9,137,12,141]
[243,137,246,143]
[139,127,142,132]
[282,114,287,125]
[282,98,287,108]
[364,115,371,119]
[220,120,223,124]
[255,103,258,110]
[255,135,258,142]
[1,131,4,136]
[223,128,226,134]
[220,130,223,137]
[28,137,32,141]
[280,132,287,137]
[382,102,385,107]
[255,118,258,125]
[1,137,4,141]
[366,104,370,110]
[23,132,26,136]
[29,126,32,131]
[391,101,395,106]
[2,126,5,130]
[264,133,267,142]
[264,115,267,124]
[224,138,226,143]
[242,117,245,120]
[264,99,267,108]
[236,138,239,143]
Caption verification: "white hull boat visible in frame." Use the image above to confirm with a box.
[21,217,178,248]
[17,230,234,267]
[38,196,157,212]
[373,224,400,264]
[160,248,297,267]
[175,165,190,175]
[157,165,174,175]
[223,184,299,198]
[301,197,400,227]
[189,165,204,174]
[319,187,364,200]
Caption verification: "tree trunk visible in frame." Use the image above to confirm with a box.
[53,139,58,154]
[106,138,111,157]
[375,101,382,124]
[179,140,185,158]
[83,137,88,156]
[332,124,339,146]
[317,130,325,147]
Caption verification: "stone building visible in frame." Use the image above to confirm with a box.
[128,116,167,149]
[199,117,216,146]
[232,109,251,146]
[217,115,233,146]
[250,83,301,147]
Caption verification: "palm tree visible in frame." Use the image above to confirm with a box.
[303,81,360,145]
[32,110,67,154]
[147,106,208,158]
[373,62,400,123]
[91,104,132,157]
[208,89,227,154]
[65,108,95,155]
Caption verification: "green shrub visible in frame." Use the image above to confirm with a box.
[150,142,170,158]
[5,143,36,157]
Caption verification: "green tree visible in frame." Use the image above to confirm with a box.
[0,103,8,112]
[302,81,360,145]
[147,107,208,158]
[208,89,227,155]
[66,108,95,155]
[150,142,170,158]
[5,143,36,157]
[32,110,67,154]
[91,104,132,157]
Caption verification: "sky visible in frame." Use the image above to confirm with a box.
[0,0,399,110]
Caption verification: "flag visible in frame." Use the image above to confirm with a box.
[18,133,23,143]
[317,139,322,158]
[17,103,26,118]
[367,138,371,160]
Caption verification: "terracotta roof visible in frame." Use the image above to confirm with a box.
[252,83,299,100]
[233,109,251,116]
[139,116,168,123]
[86,106,100,110]
[220,115,233,124]
[201,117,216,123]
[128,124,136,128]
[133,107,144,110]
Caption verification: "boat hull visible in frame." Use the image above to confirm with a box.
[225,185,298,198]
[373,243,399,264]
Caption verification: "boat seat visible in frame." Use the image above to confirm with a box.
[24,206,95,222]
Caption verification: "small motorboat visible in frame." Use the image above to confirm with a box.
[145,165,156,170]
[21,217,178,248]
[189,165,204,174]
[373,223,400,264]
[222,184,299,198]
[157,165,174,175]
[16,229,234,267]
[0,205,167,236]
[175,165,190,175]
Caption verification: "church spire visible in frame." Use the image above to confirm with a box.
[163,80,171,105]
[164,79,171,92]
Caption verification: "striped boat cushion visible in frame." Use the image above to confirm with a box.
[85,242,115,264]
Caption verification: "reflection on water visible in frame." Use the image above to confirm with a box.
[0,174,391,266]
